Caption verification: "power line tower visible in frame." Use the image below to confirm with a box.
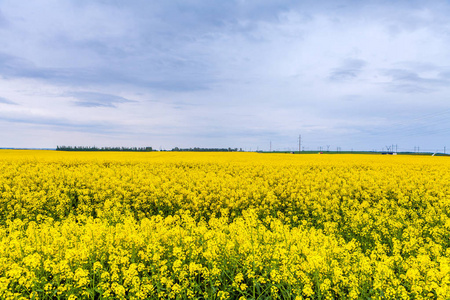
[298,135,301,153]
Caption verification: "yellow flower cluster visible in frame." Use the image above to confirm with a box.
[0,150,449,299]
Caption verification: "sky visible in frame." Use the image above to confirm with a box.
[0,0,449,152]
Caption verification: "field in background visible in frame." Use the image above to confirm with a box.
[0,150,449,299]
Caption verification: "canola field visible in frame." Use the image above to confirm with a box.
[0,150,450,300]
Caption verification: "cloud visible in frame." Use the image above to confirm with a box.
[0,52,33,77]
[0,111,120,134]
[0,96,17,105]
[0,51,211,92]
[66,92,136,108]
[0,8,8,27]
[329,59,366,81]
[383,68,448,93]
[1,1,450,150]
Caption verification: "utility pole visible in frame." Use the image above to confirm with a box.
[270,141,272,152]
[444,146,446,154]
[298,135,301,153]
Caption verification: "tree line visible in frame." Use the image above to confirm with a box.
[56,146,153,152]
[172,147,241,152]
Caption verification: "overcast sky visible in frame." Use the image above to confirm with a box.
[1,0,449,151]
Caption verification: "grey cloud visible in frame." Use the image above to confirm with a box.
[438,71,450,79]
[0,112,120,134]
[113,1,296,29]
[0,1,320,93]
[2,1,450,150]
[0,52,34,77]
[190,127,281,139]
[398,61,440,73]
[0,53,86,83]
[0,52,209,92]
[0,1,377,93]
[388,84,433,94]
[385,69,433,83]
[383,68,448,93]
[340,95,364,103]
[66,92,136,108]
[0,97,17,105]
[0,9,7,27]
[329,59,366,81]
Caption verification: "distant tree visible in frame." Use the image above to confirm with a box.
[56,146,153,152]
[171,147,239,152]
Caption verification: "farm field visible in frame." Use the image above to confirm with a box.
[0,150,450,299]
